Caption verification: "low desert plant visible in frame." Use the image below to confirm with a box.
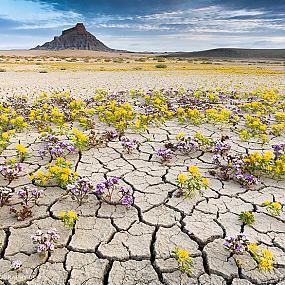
[176,165,209,197]
[31,228,60,257]
[239,211,255,225]
[10,186,43,220]
[59,211,78,228]
[155,64,167,69]
[263,200,282,216]
[173,247,193,276]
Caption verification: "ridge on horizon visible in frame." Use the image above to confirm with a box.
[165,48,285,59]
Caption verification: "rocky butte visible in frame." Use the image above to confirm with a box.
[31,23,113,51]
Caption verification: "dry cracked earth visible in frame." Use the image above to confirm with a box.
[0,120,285,285]
[0,70,285,285]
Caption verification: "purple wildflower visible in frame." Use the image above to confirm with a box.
[95,182,106,195]
[157,148,173,161]
[120,136,139,153]
[121,195,134,207]
[67,178,93,205]
[224,234,250,254]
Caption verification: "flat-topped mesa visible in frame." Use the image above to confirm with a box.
[31,23,113,51]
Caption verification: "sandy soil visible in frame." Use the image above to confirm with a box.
[0,70,283,99]
[0,50,162,58]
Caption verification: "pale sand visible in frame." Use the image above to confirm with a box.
[0,70,283,99]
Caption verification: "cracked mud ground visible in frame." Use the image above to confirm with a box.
[1,121,284,285]
[0,72,284,285]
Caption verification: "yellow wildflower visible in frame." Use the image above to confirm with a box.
[189,165,200,176]
[135,119,141,129]
[176,248,189,259]
[68,211,78,219]
[201,177,209,185]
[248,243,259,252]
[262,249,273,260]
[263,200,271,206]
[263,151,273,161]
[177,173,187,184]
[271,202,281,210]
[16,144,27,154]
[2,132,9,140]
[258,258,273,271]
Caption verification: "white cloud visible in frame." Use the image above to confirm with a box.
[98,23,173,31]
[99,33,285,52]
[90,4,284,36]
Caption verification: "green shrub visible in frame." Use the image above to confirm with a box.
[113,58,124,63]
[135,58,146,62]
[155,64,167,69]
[239,211,255,225]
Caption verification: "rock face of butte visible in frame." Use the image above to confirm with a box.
[32,23,112,51]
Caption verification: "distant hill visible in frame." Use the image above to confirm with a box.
[31,23,113,52]
[166,48,285,59]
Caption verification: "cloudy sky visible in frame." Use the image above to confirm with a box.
[0,0,284,51]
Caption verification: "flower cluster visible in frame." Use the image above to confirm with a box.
[95,177,134,207]
[59,211,78,228]
[31,158,78,188]
[241,114,268,143]
[0,130,15,155]
[97,100,136,132]
[223,234,249,254]
[248,243,274,271]
[10,186,43,220]
[120,136,139,153]
[119,186,134,207]
[158,132,230,162]
[173,247,193,276]
[239,211,255,226]
[40,133,76,158]
[224,234,274,271]
[69,128,89,151]
[174,133,199,153]
[157,148,173,162]
[263,200,282,216]
[244,150,285,177]
[176,165,209,197]
[193,132,230,154]
[16,144,28,162]
[205,108,232,125]
[31,228,60,256]
[0,158,23,182]
[272,143,285,157]
[66,177,93,205]
[104,130,120,141]
[212,154,260,187]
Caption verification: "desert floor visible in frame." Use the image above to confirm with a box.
[0,56,285,285]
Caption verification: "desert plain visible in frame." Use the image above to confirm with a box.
[0,51,284,285]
